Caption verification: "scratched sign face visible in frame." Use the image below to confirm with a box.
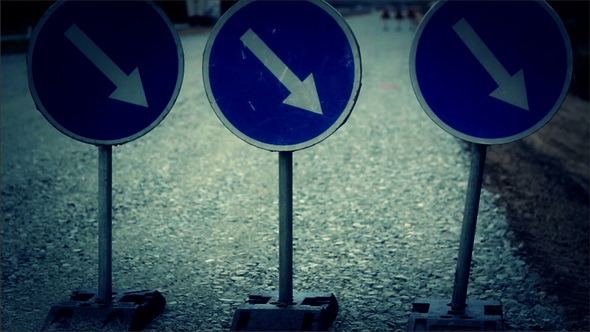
[27,1,184,145]
[203,0,362,151]
[410,1,572,144]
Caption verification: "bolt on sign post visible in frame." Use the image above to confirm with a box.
[27,1,184,330]
[408,1,571,330]
[203,0,361,330]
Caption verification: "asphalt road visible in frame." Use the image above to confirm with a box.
[1,10,565,331]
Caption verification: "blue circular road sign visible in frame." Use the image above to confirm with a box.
[410,1,572,144]
[28,1,184,145]
[203,0,361,151]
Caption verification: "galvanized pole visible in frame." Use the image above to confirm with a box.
[97,145,113,304]
[451,143,487,313]
[278,151,294,306]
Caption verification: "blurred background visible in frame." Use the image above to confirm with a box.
[2,1,588,99]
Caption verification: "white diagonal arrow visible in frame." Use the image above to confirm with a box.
[240,28,323,115]
[452,18,529,111]
[64,24,148,108]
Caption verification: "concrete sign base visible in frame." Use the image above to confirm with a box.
[407,298,503,331]
[42,289,165,331]
[230,291,338,331]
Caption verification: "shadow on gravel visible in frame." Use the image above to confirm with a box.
[484,93,589,331]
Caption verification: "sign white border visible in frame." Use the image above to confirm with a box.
[203,0,361,152]
[409,0,572,145]
[27,0,184,146]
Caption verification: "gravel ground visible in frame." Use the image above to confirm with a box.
[2,11,566,331]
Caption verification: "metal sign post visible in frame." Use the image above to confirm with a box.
[278,151,294,307]
[42,144,168,331]
[450,143,486,313]
[408,143,502,331]
[230,150,339,331]
[97,145,113,304]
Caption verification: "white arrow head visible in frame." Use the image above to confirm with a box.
[489,69,529,111]
[108,68,148,108]
[282,73,323,115]
[64,25,149,108]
